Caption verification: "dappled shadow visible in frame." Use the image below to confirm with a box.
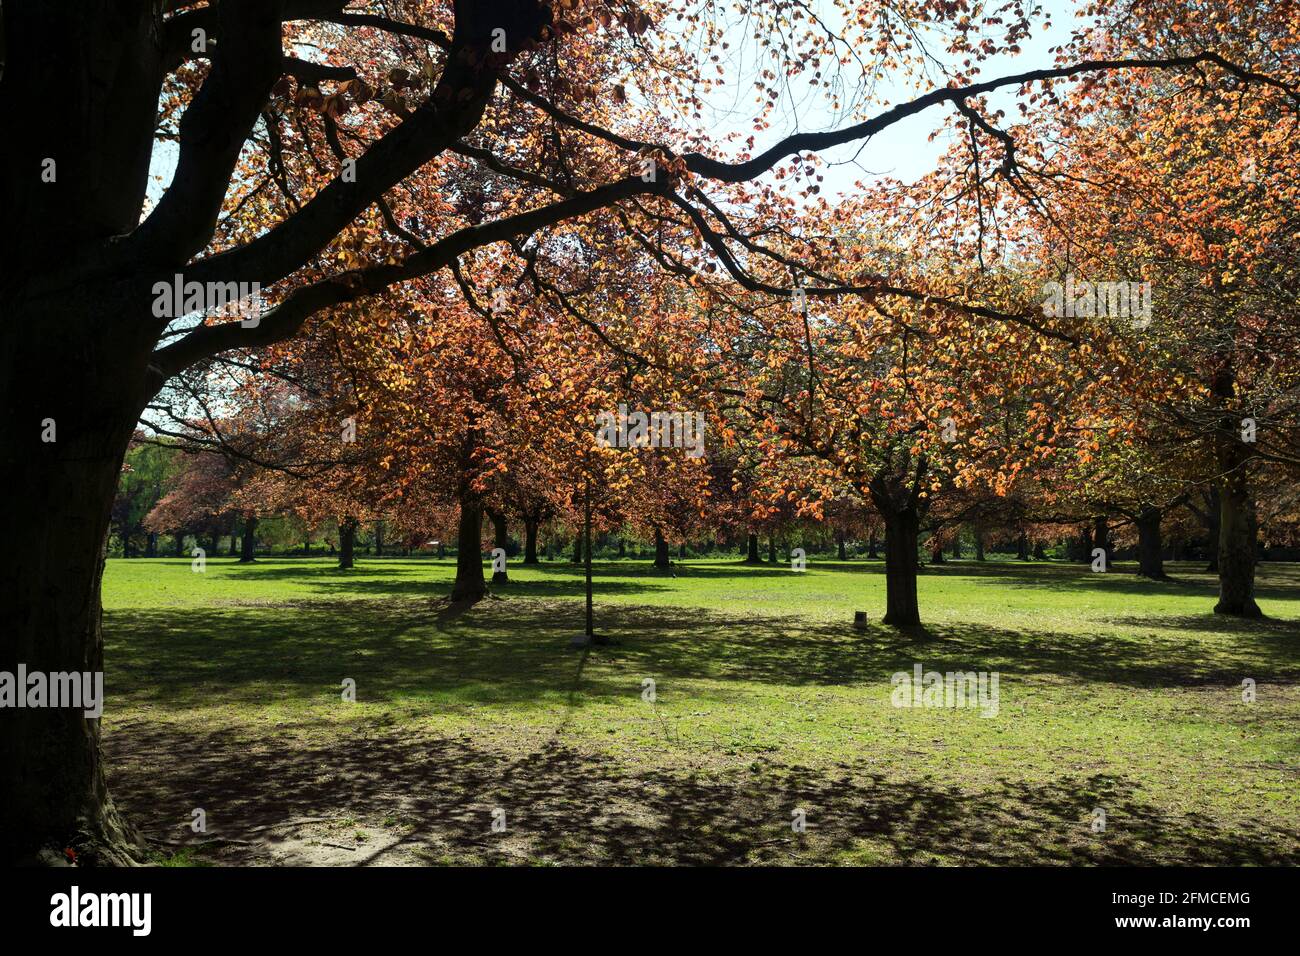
[107,722,1300,866]
[104,593,1300,715]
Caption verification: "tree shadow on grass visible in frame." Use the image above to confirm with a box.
[106,723,1300,866]
[104,595,1300,715]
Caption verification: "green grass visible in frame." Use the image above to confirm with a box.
[100,555,1300,865]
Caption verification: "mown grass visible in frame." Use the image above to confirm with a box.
[100,555,1300,865]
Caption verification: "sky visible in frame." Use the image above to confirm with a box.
[148,0,1081,205]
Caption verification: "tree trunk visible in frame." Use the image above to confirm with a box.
[1216,475,1262,616]
[1033,541,1047,560]
[1016,532,1029,561]
[239,515,257,564]
[767,536,777,563]
[929,543,946,565]
[338,516,357,570]
[867,532,879,559]
[374,519,384,557]
[523,517,540,564]
[678,542,687,559]
[974,534,985,561]
[1,423,143,864]
[617,538,625,559]
[571,534,583,565]
[1092,516,1111,566]
[745,532,761,563]
[489,509,509,585]
[210,531,221,557]
[145,532,157,558]
[950,536,961,559]
[881,509,922,626]
[228,532,238,557]
[1135,506,1166,580]
[174,531,186,557]
[654,527,671,569]
[450,501,486,602]
[836,531,847,561]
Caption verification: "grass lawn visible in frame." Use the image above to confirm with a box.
[100,555,1300,865]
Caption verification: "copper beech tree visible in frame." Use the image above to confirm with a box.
[1,0,1292,863]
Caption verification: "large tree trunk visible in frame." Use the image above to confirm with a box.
[974,534,985,561]
[523,516,540,564]
[145,532,157,558]
[571,534,583,565]
[867,532,879,559]
[450,500,486,602]
[1016,532,1029,561]
[881,509,922,626]
[1135,506,1166,580]
[488,509,509,585]
[338,516,357,570]
[745,532,761,563]
[1216,473,1262,617]
[239,515,257,564]
[653,527,671,569]
[767,536,777,564]
[0,418,144,865]
[174,531,187,557]
[374,519,384,557]
[837,531,847,561]
[929,543,946,565]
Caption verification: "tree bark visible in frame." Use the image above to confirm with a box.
[974,534,985,561]
[836,531,847,561]
[338,516,357,570]
[881,509,922,626]
[930,543,946,565]
[678,542,687,559]
[571,534,583,565]
[654,527,671,569]
[145,532,157,558]
[1216,474,1262,616]
[950,536,961,559]
[174,531,187,557]
[450,500,486,602]
[523,516,540,564]
[488,508,509,585]
[1135,506,1166,580]
[239,515,257,564]
[767,535,777,564]
[374,519,384,557]
[1016,532,1029,561]
[617,538,625,559]
[0,420,144,865]
[745,532,761,563]
[1092,516,1111,566]
[867,532,879,559]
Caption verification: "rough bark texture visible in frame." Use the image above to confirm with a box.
[450,500,485,603]
[1215,473,1262,616]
